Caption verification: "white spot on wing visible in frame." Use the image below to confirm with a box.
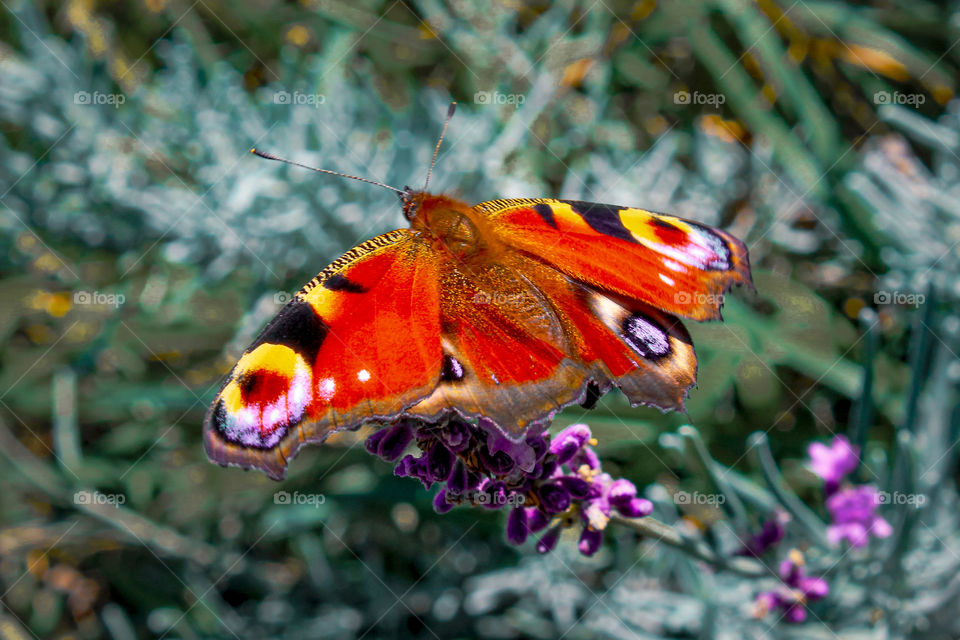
[663,259,687,273]
[318,377,336,401]
[357,369,371,382]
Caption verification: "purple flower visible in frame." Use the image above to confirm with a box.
[577,473,652,532]
[368,419,653,557]
[506,507,529,545]
[478,445,515,475]
[607,478,653,518]
[446,459,469,495]
[556,476,591,499]
[438,420,472,453]
[754,550,828,623]
[525,508,550,533]
[738,511,790,557]
[480,418,539,473]
[365,421,414,461]
[825,485,892,548]
[425,444,455,484]
[549,424,591,464]
[578,527,603,556]
[807,435,859,493]
[536,526,562,554]
[537,481,572,514]
[433,489,454,514]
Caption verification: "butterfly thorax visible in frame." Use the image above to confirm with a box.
[405,193,494,261]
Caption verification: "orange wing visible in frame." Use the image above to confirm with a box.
[473,198,751,321]
[204,230,445,479]
[408,248,698,437]
[205,196,751,477]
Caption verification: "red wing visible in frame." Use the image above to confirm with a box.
[406,259,586,435]
[204,230,444,479]
[408,252,697,438]
[474,198,751,321]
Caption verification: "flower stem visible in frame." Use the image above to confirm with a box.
[610,514,767,578]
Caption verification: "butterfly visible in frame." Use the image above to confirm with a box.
[204,104,752,480]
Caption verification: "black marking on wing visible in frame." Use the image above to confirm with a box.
[621,313,671,360]
[212,399,227,433]
[440,354,465,382]
[651,218,681,233]
[250,298,329,362]
[533,203,558,229]
[323,273,368,293]
[299,229,408,296]
[238,371,259,398]
[580,381,601,410]
[561,200,638,244]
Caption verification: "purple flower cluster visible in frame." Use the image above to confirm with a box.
[806,435,891,548]
[754,550,828,623]
[365,420,652,556]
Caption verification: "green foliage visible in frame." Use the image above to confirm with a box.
[1,0,959,638]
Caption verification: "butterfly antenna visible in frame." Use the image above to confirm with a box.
[424,101,456,192]
[250,148,406,195]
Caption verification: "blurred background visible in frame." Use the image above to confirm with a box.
[1,0,959,638]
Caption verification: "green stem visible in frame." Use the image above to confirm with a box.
[610,514,767,578]
[749,432,829,546]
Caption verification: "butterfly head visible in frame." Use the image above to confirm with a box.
[400,186,424,220]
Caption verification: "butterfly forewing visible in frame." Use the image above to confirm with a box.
[204,230,445,479]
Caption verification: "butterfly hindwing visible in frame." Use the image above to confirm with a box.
[407,249,697,439]
[407,254,588,437]
[204,230,445,479]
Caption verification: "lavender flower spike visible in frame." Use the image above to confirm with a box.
[366,419,654,557]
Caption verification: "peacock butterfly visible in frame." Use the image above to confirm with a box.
[204,104,752,480]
